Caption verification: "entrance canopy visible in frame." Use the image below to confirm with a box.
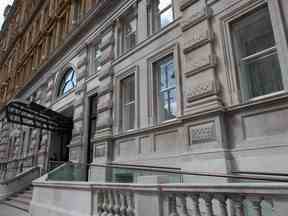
[5,100,73,132]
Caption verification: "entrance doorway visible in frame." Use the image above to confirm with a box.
[48,107,73,170]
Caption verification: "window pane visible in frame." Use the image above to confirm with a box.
[241,52,283,99]
[159,89,176,121]
[231,6,275,58]
[231,5,283,100]
[156,55,176,121]
[122,75,135,104]
[160,8,173,28]
[58,68,77,96]
[166,61,176,87]
[95,46,102,72]
[158,0,172,11]
[121,74,135,130]
[159,91,169,121]
[124,103,135,130]
[169,88,177,116]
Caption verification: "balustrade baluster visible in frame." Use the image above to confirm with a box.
[96,190,104,216]
[102,190,109,216]
[169,194,179,216]
[107,190,115,216]
[231,195,245,216]
[179,194,189,216]
[120,191,127,216]
[249,197,263,216]
[202,194,213,216]
[215,194,228,216]
[114,191,121,216]
[190,194,200,216]
[126,191,135,216]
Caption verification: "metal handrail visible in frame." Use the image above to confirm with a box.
[233,171,288,177]
[65,162,288,183]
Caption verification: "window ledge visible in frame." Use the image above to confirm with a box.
[227,91,288,113]
[113,119,182,139]
[112,18,181,66]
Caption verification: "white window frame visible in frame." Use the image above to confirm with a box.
[121,74,136,131]
[221,0,288,104]
[114,66,139,134]
[147,44,182,126]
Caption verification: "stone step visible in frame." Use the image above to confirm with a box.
[0,203,30,216]
[8,196,31,206]
[1,200,29,213]
[16,192,33,200]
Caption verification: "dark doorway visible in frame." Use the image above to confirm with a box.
[48,107,73,171]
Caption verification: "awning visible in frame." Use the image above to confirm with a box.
[5,100,73,132]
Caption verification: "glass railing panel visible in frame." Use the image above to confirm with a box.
[88,164,182,184]
[47,162,87,182]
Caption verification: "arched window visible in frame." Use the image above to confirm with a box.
[58,68,77,96]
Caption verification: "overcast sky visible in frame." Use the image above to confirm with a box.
[0,0,14,27]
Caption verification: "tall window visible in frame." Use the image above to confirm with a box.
[154,55,176,122]
[117,6,137,55]
[58,68,77,96]
[94,43,102,73]
[231,5,283,100]
[121,74,135,131]
[148,0,174,35]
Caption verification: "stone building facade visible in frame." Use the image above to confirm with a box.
[0,0,288,183]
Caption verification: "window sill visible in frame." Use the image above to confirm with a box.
[227,90,288,113]
[112,18,181,66]
[113,118,182,139]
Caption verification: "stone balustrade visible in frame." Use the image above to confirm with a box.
[95,189,135,216]
[31,180,288,216]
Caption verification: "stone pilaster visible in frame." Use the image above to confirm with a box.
[89,26,114,181]
[69,48,89,162]
[180,1,223,116]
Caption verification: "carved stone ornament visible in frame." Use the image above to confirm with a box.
[189,122,217,144]
[185,55,217,77]
[183,30,215,54]
[186,80,219,103]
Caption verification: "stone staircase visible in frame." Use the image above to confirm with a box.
[0,186,32,215]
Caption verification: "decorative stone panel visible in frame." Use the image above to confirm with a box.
[181,7,213,32]
[189,122,216,144]
[183,30,215,54]
[185,54,217,77]
[186,80,219,103]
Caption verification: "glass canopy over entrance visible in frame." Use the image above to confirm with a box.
[4,99,73,132]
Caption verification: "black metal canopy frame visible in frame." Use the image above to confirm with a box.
[5,100,73,132]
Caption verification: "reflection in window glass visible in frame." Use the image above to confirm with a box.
[94,44,102,73]
[154,55,176,122]
[58,68,77,96]
[231,5,283,100]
